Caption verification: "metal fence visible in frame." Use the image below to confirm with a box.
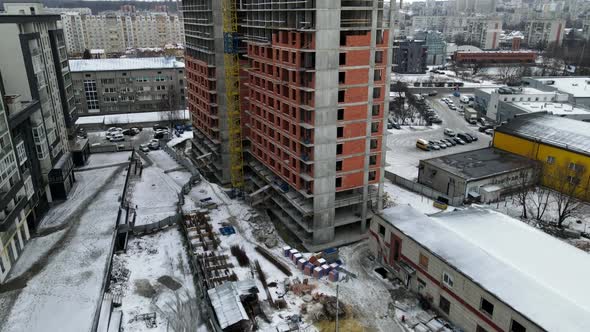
[132,214,180,235]
[385,171,464,206]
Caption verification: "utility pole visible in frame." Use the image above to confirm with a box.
[335,284,339,332]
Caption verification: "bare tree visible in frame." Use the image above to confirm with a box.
[529,186,552,221]
[155,289,203,332]
[496,66,525,85]
[514,169,536,219]
[548,163,588,227]
[159,88,182,128]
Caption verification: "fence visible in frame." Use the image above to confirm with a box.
[385,171,464,206]
[132,214,180,235]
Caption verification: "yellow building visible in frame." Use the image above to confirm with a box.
[493,113,590,200]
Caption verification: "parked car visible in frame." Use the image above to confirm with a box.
[139,144,150,152]
[465,132,478,141]
[438,139,452,148]
[434,140,447,149]
[478,117,487,126]
[485,129,494,135]
[428,141,441,150]
[452,137,466,145]
[429,116,443,124]
[76,128,87,139]
[444,128,455,137]
[153,124,169,131]
[107,127,122,133]
[387,122,394,129]
[148,139,160,150]
[428,91,438,96]
[479,124,494,132]
[154,130,168,139]
[109,133,124,142]
[457,133,472,143]
[443,138,456,146]
[449,106,457,111]
[122,128,140,136]
[390,121,401,129]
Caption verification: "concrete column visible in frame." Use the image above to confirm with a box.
[312,0,341,245]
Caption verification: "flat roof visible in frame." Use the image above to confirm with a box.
[380,206,590,332]
[477,87,559,95]
[510,101,590,116]
[421,148,536,180]
[69,57,184,72]
[530,77,590,98]
[495,113,590,155]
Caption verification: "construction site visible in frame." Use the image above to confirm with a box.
[182,0,395,250]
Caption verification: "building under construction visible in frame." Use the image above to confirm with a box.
[182,0,394,250]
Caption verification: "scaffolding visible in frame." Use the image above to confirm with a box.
[222,0,244,189]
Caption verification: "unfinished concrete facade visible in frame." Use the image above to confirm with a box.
[182,0,394,250]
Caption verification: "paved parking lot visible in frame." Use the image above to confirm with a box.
[386,95,492,180]
[87,127,157,150]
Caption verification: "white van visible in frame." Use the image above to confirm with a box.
[109,133,124,142]
[460,96,470,104]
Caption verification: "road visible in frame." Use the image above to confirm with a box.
[386,95,492,180]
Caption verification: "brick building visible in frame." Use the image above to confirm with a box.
[182,0,395,249]
[452,50,536,65]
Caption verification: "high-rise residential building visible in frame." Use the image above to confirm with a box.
[410,16,501,49]
[182,0,395,250]
[0,2,81,281]
[47,8,185,56]
[393,39,428,74]
[523,18,565,48]
[70,57,186,116]
[414,30,447,65]
[456,0,497,13]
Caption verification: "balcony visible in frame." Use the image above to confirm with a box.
[0,193,26,232]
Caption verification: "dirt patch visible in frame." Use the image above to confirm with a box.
[157,275,182,291]
[135,279,157,298]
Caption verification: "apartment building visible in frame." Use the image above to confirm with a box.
[70,57,185,115]
[49,8,185,56]
[523,18,565,47]
[411,16,501,49]
[393,39,428,74]
[183,0,394,250]
[455,0,497,13]
[371,206,590,332]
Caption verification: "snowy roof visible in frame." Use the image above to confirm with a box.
[76,109,189,125]
[207,280,254,329]
[380,206,590,332]
[496,113,590,156]
[69,57,184,72]
[478,87,559,95]
[510,101,590,116]
[420,148,537,180]
[531,77,590,98]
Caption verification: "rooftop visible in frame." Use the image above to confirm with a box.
[380,205,590,332]
[420,148,537,180]
[477,86,561,95]
[68,57,184,72]
[495,113,590,155]
[529,77,590,98]
[510,101,590,116]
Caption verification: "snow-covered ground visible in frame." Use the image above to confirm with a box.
[384,181,443,215]
[112,227,200,332]
[0,158,128,332]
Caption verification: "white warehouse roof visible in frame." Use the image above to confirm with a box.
[69,57,184,72]
[380,205,590,332]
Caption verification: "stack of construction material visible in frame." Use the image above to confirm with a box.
[283,246,292,257]
[328,269,339,282]
[313,267,323,278]
[304,263,314,276]
[297,258,306,270]
[292,253,302,264]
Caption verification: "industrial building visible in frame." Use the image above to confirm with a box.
[370,205,590,332]
[418,148,539,203]
[182,0,394,250]
[70,57,186,116]
[0,3,80,282]
[393,39,428,74]
[451,50,536,65]
[523,76,590,108]
[474,86,568,121]
[498,101,590,122]
[494,113,590,201]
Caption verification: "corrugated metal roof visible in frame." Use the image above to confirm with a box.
[69,57,184,72]
[207,280,255,329]
[496,113,590,156]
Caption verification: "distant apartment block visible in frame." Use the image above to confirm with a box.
[183,0,394,250]
[414,30,446,65]
[70,57,186,116]
[455,0,497,13]
[49,8,185,55]
[393,39,428,74]
[411,16,501,49]
[523,19,565,47]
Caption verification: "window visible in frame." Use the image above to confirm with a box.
[546,156,555,164]
[339,72,346,84]
[568,162,584,173]
[337,144,343,155]
[339,53,346,65]
[337,109,344,120]
[336,160,343,171]
[476,325,489,332]
[335,177,342,188]
[419,253,429,269]
[371,122,379,133]
[442,272,454,288]
[338,90,345,103]
[439,295,450,315]
[373,88,381,99]
[337,126,344,138]
[369,171,376,181]
[510,319,526,332]
[417,278,426,291]
[567,175,580,185]
[379,224,385,236]
[100,78,115,85]
[480,298,494,316]
[369,155,377,165]
[374,69,382,81]
[372,105,380,116]
[370,139,378,149]
[375,51,384,63]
